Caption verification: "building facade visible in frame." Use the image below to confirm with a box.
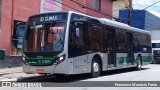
[0,0,40,55]
[0,0,113,55]
[119,10,160,30]
[150,30,160,41]
[112,0,129,20]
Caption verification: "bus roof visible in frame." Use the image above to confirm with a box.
[152,40,160,43]
[68,11,150,35]
[99,18,150,34]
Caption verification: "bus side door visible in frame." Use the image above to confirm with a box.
[127,33,134,66]
[107,28,116,68]
[68,21,88,74]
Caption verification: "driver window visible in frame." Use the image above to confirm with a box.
[70,22,85,45]
[75,27,84,45]
[68,21,88,58]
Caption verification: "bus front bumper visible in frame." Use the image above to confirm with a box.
[153,55,160,63]
[22,64,67,74]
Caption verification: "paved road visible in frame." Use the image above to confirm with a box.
[17,64,160,82]
[1,64,160,90]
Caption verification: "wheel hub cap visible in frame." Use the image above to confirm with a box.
[138,60,141,68]
[93,63,99,72]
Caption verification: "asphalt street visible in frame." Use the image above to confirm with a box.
[17,64,160,82]
[1,64,160,90]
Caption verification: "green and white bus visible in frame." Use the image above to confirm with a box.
[22,11,152,77]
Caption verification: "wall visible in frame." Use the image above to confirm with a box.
[0,0,12,54]
[0,0,40,54]
[119,10,160,30]
[0,0,113,54]
[86,0,113,19]
[145,11,160,30]
[119,10,146,29]
[150,30,160,40]
[112,0,129,19]
[131,10,145,30]
[62,0,113,19]
[62,0,87,13]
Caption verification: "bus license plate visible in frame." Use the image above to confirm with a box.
[36,69,44,73]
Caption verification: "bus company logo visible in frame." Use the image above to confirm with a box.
[40,16,57,22]
[1,82,12,87]
[1,82,42,87]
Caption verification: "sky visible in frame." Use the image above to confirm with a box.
[133,0,160,17]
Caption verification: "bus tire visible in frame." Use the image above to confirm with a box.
[90,57,101,78]
[136,56,142,70]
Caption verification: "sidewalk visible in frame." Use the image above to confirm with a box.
[0,67,22,74]
[0,67,23,81]
[0,56,40,81]
[0,56,22,69]
[0,65,39,81]
[0,56,23,81]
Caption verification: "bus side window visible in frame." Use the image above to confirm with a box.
[117,29,127,53]
[74,27,85,45]
[104,29,108,51]
[88,23,102,51]
[133,32,140,52]
[70,22,86,45]
[68,21,88,57]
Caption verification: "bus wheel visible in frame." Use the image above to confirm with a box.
[91,58,101,78]
[136,56,142,70]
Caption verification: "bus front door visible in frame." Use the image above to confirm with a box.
[107,29,116,69]
[127,33,134,66]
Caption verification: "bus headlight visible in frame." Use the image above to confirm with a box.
[53,54,66,65]
[22,57,25,61]
[22,54,28,65]
[59,56,64,61]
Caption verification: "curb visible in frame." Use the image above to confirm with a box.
[0,78,17,81]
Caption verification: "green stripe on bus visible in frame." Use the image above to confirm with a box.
[119,56,151,65]
[26,56,59,65]
[142,56,152,62]
[119,57,127,65]
[134,57,137,63]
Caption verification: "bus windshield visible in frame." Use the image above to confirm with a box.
[25,21,66,52]
[152,43,160,48]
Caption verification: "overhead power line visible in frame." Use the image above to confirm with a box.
[54,0,117,19]
[142,0,160,10]
[132,0,160,16]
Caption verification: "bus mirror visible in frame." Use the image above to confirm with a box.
[75,28,80,38]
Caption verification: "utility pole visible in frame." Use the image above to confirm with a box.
[128,0,132,25]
